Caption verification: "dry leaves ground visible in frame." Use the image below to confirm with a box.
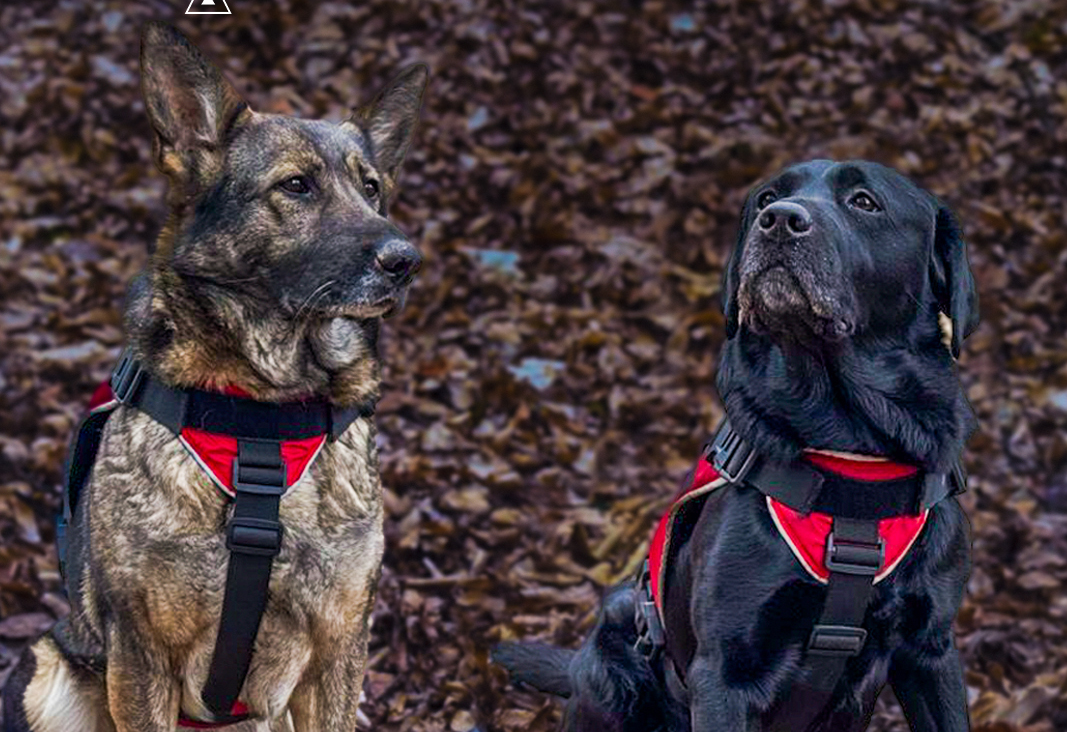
[1,1,1066,730]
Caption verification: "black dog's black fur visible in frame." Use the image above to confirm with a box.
[494,160,979,732]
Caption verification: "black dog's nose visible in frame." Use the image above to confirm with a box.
[758,201,813,236]
[374,239,422,284]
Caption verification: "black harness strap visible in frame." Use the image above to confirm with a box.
[767,517,882,732]
[201,439,286,721]
[56,408,112,580]
[57,349,376,724]
[708,418,966,519]
[110,349,370,442]
[634,559,666,661]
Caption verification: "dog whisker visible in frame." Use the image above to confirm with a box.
[293,280,337,323]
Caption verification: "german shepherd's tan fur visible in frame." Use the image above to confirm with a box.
[2,21,428,732]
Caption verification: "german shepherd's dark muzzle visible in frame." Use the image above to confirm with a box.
[2,22,428,732]
[494,160,980,732]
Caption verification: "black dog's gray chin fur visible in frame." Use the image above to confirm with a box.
[740,266,854,343]
[751,267,807,313]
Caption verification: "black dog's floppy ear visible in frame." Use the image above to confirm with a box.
[722,195,755,339]
[929,205,979,359]
[355,64,430,184]
[140,22,251,185]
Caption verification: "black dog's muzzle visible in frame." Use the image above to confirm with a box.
[739,199,858,342]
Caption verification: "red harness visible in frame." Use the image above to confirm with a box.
[81,379,321,728]
[647,449,929,615]
[87,381,326,499]
[62,353,375,728]
[634,421,966,732]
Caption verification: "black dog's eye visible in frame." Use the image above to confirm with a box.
[279,176,312,195]
[756,190,778,209]
[363,179,380,199]
[849,191,881,212]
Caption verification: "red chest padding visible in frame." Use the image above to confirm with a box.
[88,381,326,497]
[647,454,928,613]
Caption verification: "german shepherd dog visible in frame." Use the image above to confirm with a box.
[3,22,428,732]
[495,160,979,732]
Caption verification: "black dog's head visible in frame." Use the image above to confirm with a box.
[722,160,979,358]
[127,22,429,400]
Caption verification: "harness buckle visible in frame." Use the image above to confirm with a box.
[825,532,883,576]
[226,517,283,557]
[709,420,758,484]
[919,472,948,512]
[232,454,287,496]
[918,461,968,511]
[110,350,146,404]
[950,460,967,496]
[807,625,867,657]
[633,560,665,660]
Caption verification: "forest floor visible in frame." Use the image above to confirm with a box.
[1,1,1066,730]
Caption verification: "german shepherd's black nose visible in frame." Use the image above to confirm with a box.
[758,201,812,236]
[375,239,422,285]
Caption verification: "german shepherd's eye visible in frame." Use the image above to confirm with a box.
[278,175,312,195]
[848,191,881,212]
[756,190,777,209]
[363,179,380,199]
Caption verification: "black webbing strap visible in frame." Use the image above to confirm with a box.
[56,407,113,581]
[633,560,666,660]
[109,348,374,442]
[707,418,967,518]
[201,439,286,721]
[767,517,882,732]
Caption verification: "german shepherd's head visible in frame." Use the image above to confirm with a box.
[124,22,429,405]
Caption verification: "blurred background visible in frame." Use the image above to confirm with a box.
[1,0,1065,730]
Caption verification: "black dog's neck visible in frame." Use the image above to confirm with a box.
[716,326,976,473]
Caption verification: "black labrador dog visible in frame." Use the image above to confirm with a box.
[494,159,979,732]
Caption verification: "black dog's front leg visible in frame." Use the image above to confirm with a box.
[687,651,753,732]
[888,636,970,732]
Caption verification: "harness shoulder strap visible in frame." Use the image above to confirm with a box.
[710,417,967,517]
[57,405,119,582]
[110,349,376,443]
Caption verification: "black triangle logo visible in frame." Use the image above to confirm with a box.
[186,0,231,14]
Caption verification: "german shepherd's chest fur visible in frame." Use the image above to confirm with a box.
[76,408,383,718]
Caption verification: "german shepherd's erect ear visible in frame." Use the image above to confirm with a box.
[140,21,252,198]
[350,64,430,191]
